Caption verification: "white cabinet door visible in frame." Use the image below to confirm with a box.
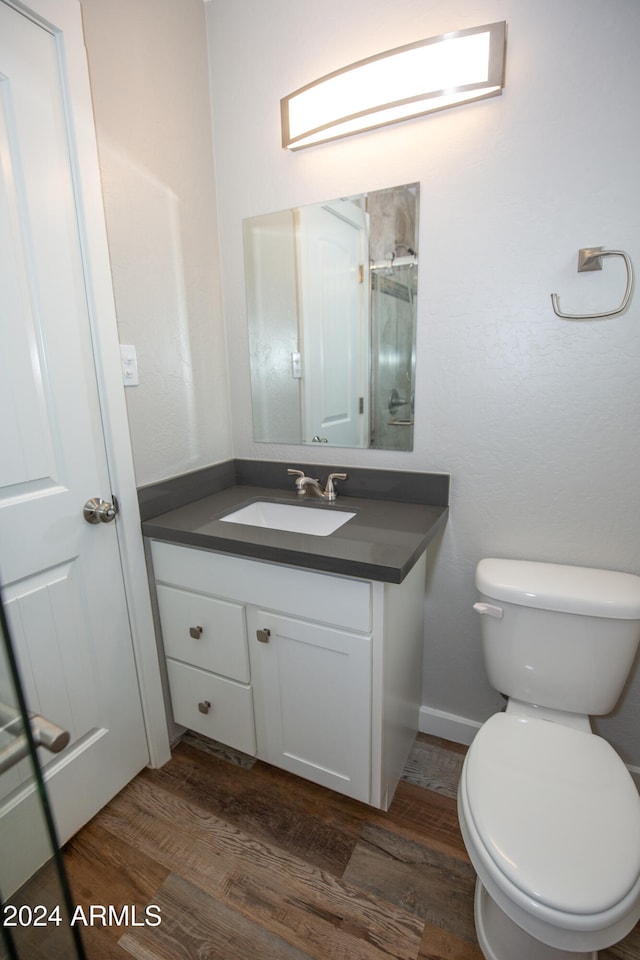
[249,611,372,803]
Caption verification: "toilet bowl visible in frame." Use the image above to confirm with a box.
[458,712,640,958]
[459,558,640,960]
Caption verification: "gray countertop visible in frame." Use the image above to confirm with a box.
[142,484,448,584]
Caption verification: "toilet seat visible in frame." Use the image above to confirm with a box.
[463,713,640,917]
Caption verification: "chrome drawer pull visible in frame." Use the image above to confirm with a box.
[197,700,211,715]
[189,625,203,639]
[256,628,271,643]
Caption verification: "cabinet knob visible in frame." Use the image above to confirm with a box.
[256,628,271,643]
[189,625,203,639]
[197,700,211,714]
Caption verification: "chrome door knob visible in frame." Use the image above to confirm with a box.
[83,497,118,524]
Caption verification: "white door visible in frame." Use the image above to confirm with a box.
[0,0,149,896]
[297,200,369,446]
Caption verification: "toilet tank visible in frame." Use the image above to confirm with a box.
[475,558,640,715]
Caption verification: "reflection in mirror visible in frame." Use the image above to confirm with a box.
[244,183,419,450]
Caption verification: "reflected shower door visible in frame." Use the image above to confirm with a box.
[370,262,417,450]
[0,594,86,960]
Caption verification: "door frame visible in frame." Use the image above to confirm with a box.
[7,0,170,767]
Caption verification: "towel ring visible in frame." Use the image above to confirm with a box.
[551,248,634,320]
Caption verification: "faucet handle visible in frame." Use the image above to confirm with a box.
[288,468,308,495]
[324,472,348,500]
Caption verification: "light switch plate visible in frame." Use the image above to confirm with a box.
[120,344,139,386]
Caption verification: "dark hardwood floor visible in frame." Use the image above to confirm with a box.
[9,733,640,959]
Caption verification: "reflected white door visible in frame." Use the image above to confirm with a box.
[0,0,148,895]
[297,200,368,446]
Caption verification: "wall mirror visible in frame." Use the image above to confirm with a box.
[244,182,419,450]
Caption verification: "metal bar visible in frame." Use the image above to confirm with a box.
[0,735,30,775]
[370,255,418,270]
[551,248,634,320]
[0,699,70,773]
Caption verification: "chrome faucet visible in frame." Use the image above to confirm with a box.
[287,468,348,501]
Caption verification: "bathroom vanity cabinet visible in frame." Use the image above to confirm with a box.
[150,539,427,809]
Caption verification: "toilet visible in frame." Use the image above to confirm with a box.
[457,558,640,960]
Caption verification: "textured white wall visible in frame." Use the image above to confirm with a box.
[207,0,640,763]
[80,0,232,486]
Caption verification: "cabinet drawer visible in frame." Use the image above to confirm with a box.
[151,540,372,632]
[166,659,256,755]
[157,584,249,682]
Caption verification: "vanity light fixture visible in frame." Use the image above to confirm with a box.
[281,21,506,150]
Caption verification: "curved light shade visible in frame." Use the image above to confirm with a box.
[281,21,506,150]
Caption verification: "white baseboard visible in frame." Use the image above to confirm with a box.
[419,705,481,746]
[419,705,640,790]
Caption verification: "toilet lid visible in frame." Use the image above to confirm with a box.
[465,713,640,915]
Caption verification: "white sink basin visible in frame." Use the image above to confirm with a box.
[219,500,355,537]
